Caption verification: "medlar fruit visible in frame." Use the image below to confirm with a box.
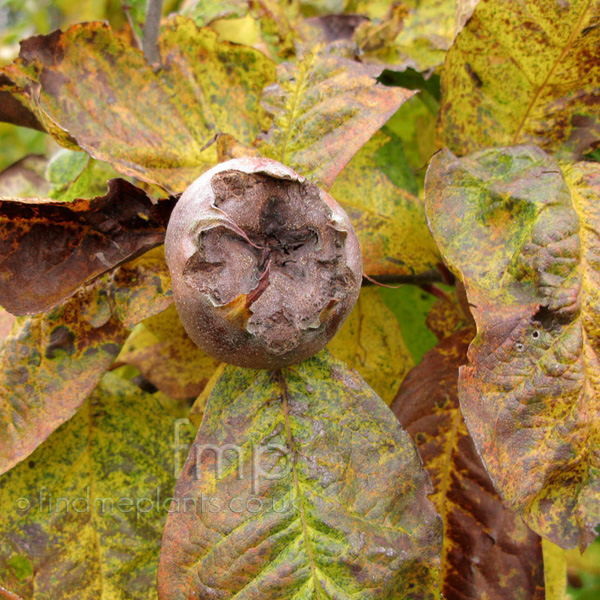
[165,158,362,369]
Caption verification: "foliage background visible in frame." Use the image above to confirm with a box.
[0,0,599,598]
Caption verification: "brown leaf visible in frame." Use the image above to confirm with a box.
[426,294,464,341]
[0,249,173,476]
[114,304,221,400]
[393,329,546,600]
[0,76,43,131]
[0,179,176,316]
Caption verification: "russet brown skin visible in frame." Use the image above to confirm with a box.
[165,158,363,369]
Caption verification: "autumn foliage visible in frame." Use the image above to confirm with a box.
[0,1,599,599]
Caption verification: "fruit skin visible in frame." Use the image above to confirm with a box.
[165,157,363,370]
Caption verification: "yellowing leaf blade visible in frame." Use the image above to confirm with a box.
[1,18,276,193]
[158,352,442,598]
[0,249,173,476]
[0,373,179,599]
[258,46,414,188]
[425,146,600,550]
[438,0,600,159]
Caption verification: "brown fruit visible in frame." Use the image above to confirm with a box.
[165,158,363,369]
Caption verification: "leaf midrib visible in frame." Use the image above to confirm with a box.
[278,371,323,599]
[278,55,314,165]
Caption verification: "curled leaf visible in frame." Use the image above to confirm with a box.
[425,146,600,549]
[0,179,175,316]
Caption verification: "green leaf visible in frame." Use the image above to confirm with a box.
[378,285,441,363]
[158,351,442,598]
[258,44,414,188]
[393,328,546,600]
[425,146,600,549]
[1,17,276,193]
[0,248,173,476]
[0,372,178,599]
[327,287,413,405]
[330,131,440,278]
[438,0,600,160]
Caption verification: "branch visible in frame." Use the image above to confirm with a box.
[361,269,448,288]
[143,0,164,67]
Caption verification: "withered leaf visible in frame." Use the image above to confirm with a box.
[0,80,43,131]
[393,328,545,600]
[425,146,600,549]
[1,18,276,193]
[158,351,442,599]
[438,0,600,159]
[258,44,414,188]
[0,179,175,316]
[0,248,172,476]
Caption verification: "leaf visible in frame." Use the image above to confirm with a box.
[0,155,50,198]
[543,539,568,600]
[183,0,297,55]
[1,18,276,193]
[298,14,369,45]
[158,351,442,599]
[181,0,250,25]
[0,179,175,315]
[330,131,440,277]
[438,0,600,160]
[425,295,465,342]
[353,0,456,71]
[385,91,439,190]
[258,44,414,188]
[327,287,413,405]
[0,83,43,131]
[425,146,600,549]
[114,304,222,400]
[0,248,173,476]
[392,328,546,600]
[379,285,441,363]
[0,372,178,599]
[453,0,480,37]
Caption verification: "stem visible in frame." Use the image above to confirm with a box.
[143,0,164,67]
[361,269,446,287]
